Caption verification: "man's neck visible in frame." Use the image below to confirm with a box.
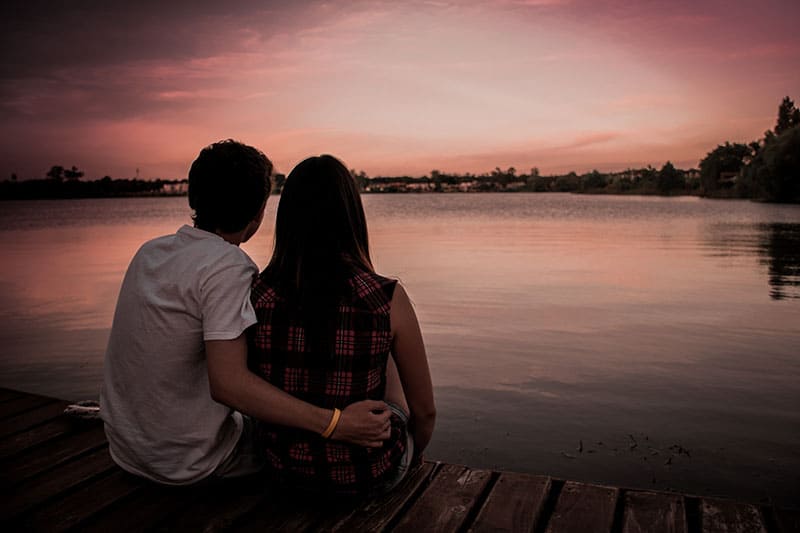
[193,225,244,246]
[214,229,244,246]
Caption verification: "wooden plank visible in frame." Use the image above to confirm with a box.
[0,446,116,521]
[153,476,272,532]
[0,415,79,458]
[622,491,687,533]
[235,462,437,532]
[0,387,785,533]
[0,388,24,402]
[232,463,436,533]
[79,482,203,533]
[393,464,493,533]
[545,481,618,533]
[469,472,551,533]
[321,461,437,532]
[231,496,328,533]
[15,469,145,533]
[0,400,70,439]
[701,499,767,533]
[775,508,800,533]
[0,424,106,487]
[0,395,54,419]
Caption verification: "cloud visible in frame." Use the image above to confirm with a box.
[0,0,316,79]
[0,0,797,179]
[492,0,570,6]
[553,132,622,150]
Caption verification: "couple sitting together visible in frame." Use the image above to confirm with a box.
[100,140,436,496]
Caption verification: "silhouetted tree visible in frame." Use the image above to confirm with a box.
[699,142,752,195]
[46,165,65,181]
[430,170,442,192]
[637,166,658,192]
[64,166,84,180]
[775,96,800,135]
[581,170,607,190]
[349,169,368,191]
[272,173,286,193]
[657,161,684,194]
[733,96,800,202]
[746,125,800,202]
[526,167,544,191]
[554,172,580,192]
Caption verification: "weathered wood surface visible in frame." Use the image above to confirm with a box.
[324,461,437,532]
[0,400,70,439]
[622,491,687,533]
[0,394,53,419]
[392,463,493,533]
[545,481,619,533]
[0,445,116,520]
[0,388,23,403]
[702,499,768,533]
[469,472,551,533]
[0,423,106,487]
[0,387,795,533]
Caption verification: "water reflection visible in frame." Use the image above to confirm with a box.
[759,223,800,300]
[1,195,799,505]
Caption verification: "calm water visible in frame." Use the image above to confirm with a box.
[1,194,798,504]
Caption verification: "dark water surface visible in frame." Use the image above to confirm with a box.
[1,194,798,504]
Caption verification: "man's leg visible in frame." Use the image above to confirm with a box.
[213,415,266,479]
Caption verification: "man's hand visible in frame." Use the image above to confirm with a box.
[332,400,392,448]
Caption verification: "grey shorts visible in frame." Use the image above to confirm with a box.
[213,414,267,479]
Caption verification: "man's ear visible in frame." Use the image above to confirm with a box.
[241,200,268,243]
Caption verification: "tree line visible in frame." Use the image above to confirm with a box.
[3,97,797,201]
[348,162,696,195]
[0,168,186,200]
[3,162,696,199]
[699,96,800,202]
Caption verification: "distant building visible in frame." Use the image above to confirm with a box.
[162,181,189,194]
[685,169,700,180]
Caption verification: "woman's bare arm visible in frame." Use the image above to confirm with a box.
[390,283,436,452]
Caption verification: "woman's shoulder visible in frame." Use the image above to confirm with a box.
[347,268,398,311]
[251,270,282,307]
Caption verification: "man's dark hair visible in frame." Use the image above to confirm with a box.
[188,139,273,233]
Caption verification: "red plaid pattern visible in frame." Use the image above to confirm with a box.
[248,268,407,495]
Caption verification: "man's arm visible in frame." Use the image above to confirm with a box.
[206,334,391,447]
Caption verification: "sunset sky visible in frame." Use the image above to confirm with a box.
[1,0,799,179]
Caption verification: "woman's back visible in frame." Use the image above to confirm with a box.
[249,266,408,495]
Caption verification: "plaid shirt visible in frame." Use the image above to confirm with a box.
[248,267,407,495]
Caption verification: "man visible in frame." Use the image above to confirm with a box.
[100,140,390,485]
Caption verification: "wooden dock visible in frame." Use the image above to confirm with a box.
[1,388,797,532]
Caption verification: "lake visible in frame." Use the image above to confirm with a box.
[0,193,798,505]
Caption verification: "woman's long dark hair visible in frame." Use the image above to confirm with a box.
[264,154,373,357]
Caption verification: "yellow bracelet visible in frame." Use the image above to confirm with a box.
[321,408,341,439]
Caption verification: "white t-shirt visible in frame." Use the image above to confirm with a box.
[100,225,258,485]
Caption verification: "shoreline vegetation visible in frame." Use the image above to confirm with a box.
[2,97,798,203]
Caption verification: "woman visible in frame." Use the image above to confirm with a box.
[248,155,435,496]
